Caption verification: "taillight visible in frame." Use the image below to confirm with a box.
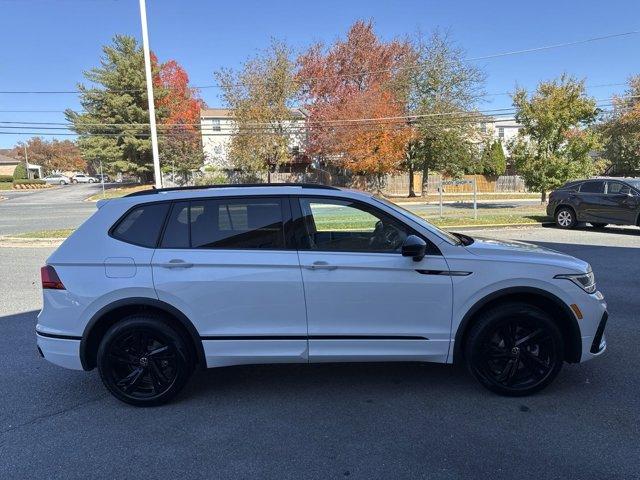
[41,265,65,290]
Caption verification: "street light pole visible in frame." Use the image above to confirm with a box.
[138,0,162,189]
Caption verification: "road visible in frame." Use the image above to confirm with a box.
[0,226,638,479]
[0,184,101,236]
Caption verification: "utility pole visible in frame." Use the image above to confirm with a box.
[24,145,30,179]
[138,0,162,189]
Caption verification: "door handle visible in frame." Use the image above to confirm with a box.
[305,261,337,271]
[158,259,193,269]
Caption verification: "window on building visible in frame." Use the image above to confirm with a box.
[210,119,221,131]
[498,127,505,140]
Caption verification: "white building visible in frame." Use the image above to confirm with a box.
[480,117,523,153]
[199,108,309,171]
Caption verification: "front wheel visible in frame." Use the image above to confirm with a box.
[555,207,576,229]
[465,302,564,396]
[97,315,193,406]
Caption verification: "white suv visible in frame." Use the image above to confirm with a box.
[36,184,608,406]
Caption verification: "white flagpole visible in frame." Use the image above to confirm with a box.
[139,0,162,188]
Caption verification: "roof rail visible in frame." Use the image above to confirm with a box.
[124,182,340,197]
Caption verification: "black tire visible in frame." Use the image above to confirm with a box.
[590,223,607,229]
[97,315,193,406]
[465,302,564,396]
[555,207,577,229]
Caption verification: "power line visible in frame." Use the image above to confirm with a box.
[0,30,638,94]
[0,94,630,131]
[0,108,618,139]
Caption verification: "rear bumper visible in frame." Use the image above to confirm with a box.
[36,332,83,370]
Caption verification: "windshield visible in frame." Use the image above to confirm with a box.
[372,196,462,245]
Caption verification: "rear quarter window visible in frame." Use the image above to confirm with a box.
[111,202,170,248]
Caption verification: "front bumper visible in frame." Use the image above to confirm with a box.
[589,311,608,355]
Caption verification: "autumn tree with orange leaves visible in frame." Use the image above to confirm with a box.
[298,21,413,188]
[155,58,206,180]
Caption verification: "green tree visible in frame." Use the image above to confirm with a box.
[398,31,485,194]
[66,35,155,180]
[12,161,27,180]
[510,75,603,202]
[600,75,640,175]
[477,140,506,176]
[215,39,299,178]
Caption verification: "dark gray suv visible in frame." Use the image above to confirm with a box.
[547,178,640,229]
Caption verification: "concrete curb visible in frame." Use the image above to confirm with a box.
[0,237,65,248]
[443,222,554,231]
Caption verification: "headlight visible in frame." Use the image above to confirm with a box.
[555,271,596,294]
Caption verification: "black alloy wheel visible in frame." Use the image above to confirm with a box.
[97,316,192,406]
[466,303,564,396]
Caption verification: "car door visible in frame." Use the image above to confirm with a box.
[293,196,453,364]
[576,180,606,221]
[152,196,308,367]
[604,181,639,224]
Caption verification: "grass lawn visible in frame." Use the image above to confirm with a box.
[0,182,12,190]
[86,184,153,201]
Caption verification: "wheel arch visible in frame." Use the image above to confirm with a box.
[554,203,576,219]
[452,287,582,365]
[80,297,205,371]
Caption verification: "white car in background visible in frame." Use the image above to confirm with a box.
[36,184,608,406]
[71,173,98,184]
[42,174,71,185]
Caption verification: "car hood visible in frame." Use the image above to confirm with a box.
[463,236,589,272]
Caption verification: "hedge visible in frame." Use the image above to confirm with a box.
[13,178,46,185]
[13,162,28,180]
[0,175,13,182]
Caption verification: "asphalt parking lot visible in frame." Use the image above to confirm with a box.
[1,226,639,479]
[0,184,101,236]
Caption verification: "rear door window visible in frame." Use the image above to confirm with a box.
[606,182,630,195]
[160,201,190,248]
[190,198,285,250]
[579,181,605,194]
[111,202,170,247]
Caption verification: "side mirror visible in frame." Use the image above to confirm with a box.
[402,235,427,262]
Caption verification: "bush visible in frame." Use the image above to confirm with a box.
[13,179,46,185]
[12,161,28,180]
[0,175,13,182]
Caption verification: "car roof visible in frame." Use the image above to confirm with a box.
[103,183,373,207]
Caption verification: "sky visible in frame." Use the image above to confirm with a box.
[0,0,639,148]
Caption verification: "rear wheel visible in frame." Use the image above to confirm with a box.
[555,207,576,229]
[97,315,193,406]
[465,303,564,396]
[590,223,607,229]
